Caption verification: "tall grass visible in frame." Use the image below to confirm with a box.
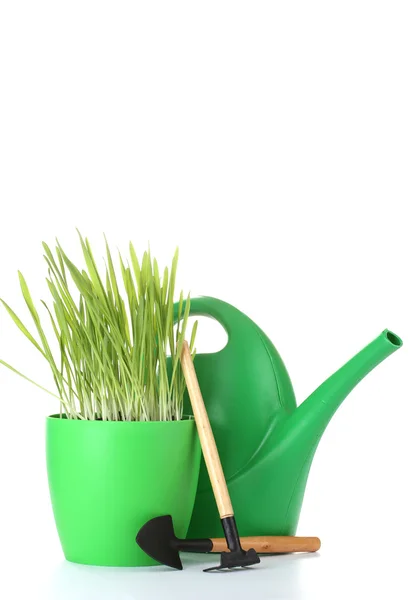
[0,233,197,421]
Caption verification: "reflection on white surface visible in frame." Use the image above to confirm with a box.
[9,542,412,600]
[43,553,321,600]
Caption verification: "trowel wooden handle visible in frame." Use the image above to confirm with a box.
[210,536,321,554]
[181,341,234,519]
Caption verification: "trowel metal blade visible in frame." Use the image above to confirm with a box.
[136,515,183,570]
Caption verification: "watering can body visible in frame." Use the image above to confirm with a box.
[176,297,402,539]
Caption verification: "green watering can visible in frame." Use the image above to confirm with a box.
[175,296,402,539]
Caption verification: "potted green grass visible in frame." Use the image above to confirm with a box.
[0,233,201,566]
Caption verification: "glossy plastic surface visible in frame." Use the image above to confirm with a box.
[46,417,201,566]
[176,297,402,539]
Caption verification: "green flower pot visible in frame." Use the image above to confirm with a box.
[46,416,201,566]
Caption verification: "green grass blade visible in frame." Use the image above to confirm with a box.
[0,299,44,354]
[0,359,64,401]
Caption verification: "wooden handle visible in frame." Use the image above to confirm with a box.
[210,536,321,554]
[180,341,234,519]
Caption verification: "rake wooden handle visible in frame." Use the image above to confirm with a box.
[181,341,234,519]
[210,536,321,554]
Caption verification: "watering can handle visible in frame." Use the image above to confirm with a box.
[181,296,234,330]
[182,296,284,380]
[178,296,261,351]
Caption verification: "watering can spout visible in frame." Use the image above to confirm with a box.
[233,328,404,537]
[282,329,403,453]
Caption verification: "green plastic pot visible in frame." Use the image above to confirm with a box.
[46,416,201,566]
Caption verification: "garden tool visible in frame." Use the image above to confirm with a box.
[180,340,260,571]
[136,514,320,570]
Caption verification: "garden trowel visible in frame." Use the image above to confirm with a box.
[136,514,321,570]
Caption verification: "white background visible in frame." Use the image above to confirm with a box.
[0,2,414,598]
